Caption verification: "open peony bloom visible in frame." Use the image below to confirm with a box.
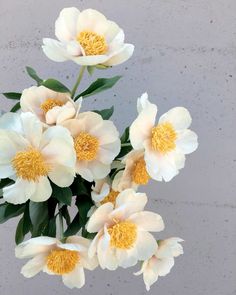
[15,236,98,289]
[87,189,164,270]
[130,93,198,182]
[62,111,120,182]
[135,238,183,291]
[42,7,134,66]
[0,112,76,204]
[20,86,82,126]
[113,150,150,192]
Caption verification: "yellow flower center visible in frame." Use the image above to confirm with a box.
[131,158,150,185]
[100,190,119,205]
[151,122,177,154]
[77,31,108,56]
[108,221,137,249]
[41,98,64,114]
[46,249,79,275]
[74,132,99,161]
[12,148,50,181]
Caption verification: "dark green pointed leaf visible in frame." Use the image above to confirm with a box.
[0,178,14,189]
[26,66,43,85]
[87,66,95,76]
[42,79,70,93]
[23,203,32,235]
[117,145,133,158]
[75,76,121,100]
[60,206,71,226]
[76,195,93,223]
[52,185,72,206]
[64,212,82,237]
[15,217,24,245]
[120,127,130,143]
[94,106,114,120]
[0,203,25,224]
[10,102,20,112]
[43,216,57,237]
[29,201,48,237]
[2,92,21,100]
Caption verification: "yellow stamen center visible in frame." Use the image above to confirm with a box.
[74,132,99,161]
[77,31,108,56]
[41,98,64,114]
[12,148,50,181]
[132,158,150,185]
[100,190,119,205]
[151,122,177,154]
[108,221,137,249]
[46,249,79,275]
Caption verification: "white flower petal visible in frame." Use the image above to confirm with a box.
[129,211,164,232]
[21,254,47,278]
[48,165,75,187]
[158,107,192,130]
[0,112,23,133]
[104,44,134,66]
[3,179,36,204]
[87,203,113,233]
[176,130,198,154]
[55,7,80,42]
[97,233,118,270]
[116,248,138,268]
[135,231,157,261]
[142,258,159,291]
[77,9,107,34]
[62,265,85,289]
[155,257,175,277]
[42,38,69,62]
[30,176,52,202]
[71,55,109,66]
[98,140,121,165]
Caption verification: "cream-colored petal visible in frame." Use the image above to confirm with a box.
[21,254,47,278]
[15,237,57,258]
[3,179,36,204]
[55,7,80,42]
[142,257,159,291]
[77,9,107,34]
[0,112,23,133]
[98,140,121,165]
[84,160,111,181]
[87,203,113,233]
[135,231,157,261]
[155,257,175,277]
[176,129,198,154]
[42,38,69,62]
[92,120,119,145]
[62,265,85,289]
[104,44,134,66]
[130,94,157,150]
[157,237,184,258]
[91,182,110,203]
[158,107,192,130]
[48,165,75,187]
[88,229,103,258]
[116,248,138,268]
[30,176,52,202]
[129,211,164,232]
[71,55,109,66]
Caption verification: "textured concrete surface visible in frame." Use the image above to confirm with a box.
[0,0,236,294]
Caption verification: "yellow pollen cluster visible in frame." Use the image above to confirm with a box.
[100,190,119,205]
[151,122,177,154]
[46,249,79,275]
[12,148,50,181]
[108,221,137,249]
[41,98,64,114]
[74,132,99,161]
[77,31,108,56]
[132,158,150,185]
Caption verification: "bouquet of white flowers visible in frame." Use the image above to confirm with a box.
[0,7,198,291]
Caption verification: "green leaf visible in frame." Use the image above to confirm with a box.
[15,217,24,245]
[94,106,114,120]
[0,203,25,224]
[75,76,121,100]
[26,66,43,85]
[0,178,14,189]
[23,203,32,235]
[42,79,70,93]
[29,201,48,237]
[117,145,133,158]
[43,216,57,237]
[60,206,71,226]
[95,64,111,70]
[10,102,21,112]
[70,177,89,197]
[76,195,93,223]
[2,92,21,100]
[52,184,72,206]
[120,127,130,143]
[87,66,95,76]
[64,212,82,237]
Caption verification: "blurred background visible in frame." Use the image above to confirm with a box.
[0,0,236,294]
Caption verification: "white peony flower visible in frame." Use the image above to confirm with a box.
[130,93,198,182]
[113,149,150,191]
[0,112,76,204]
[87,189,164,270]
[20,86,82,125]
[62,111,120,182]
[42,7,134,66]
[15,236,98,289]
[135,238,183,291]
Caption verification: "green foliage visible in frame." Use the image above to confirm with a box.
[26,66,43,85]
[0,203,25,224]
[51,184,72,206]
[2,92,21,100]
[41,79,70,93]
[29,201,48,237]
[94,106,114,120]
[10,102,21,112]
[75,76,121,100]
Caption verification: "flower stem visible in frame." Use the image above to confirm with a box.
[59,212,64,239]
[121,142,132,147]
[71,66,86,99]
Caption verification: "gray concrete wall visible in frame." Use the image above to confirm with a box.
[0,0,235,294]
